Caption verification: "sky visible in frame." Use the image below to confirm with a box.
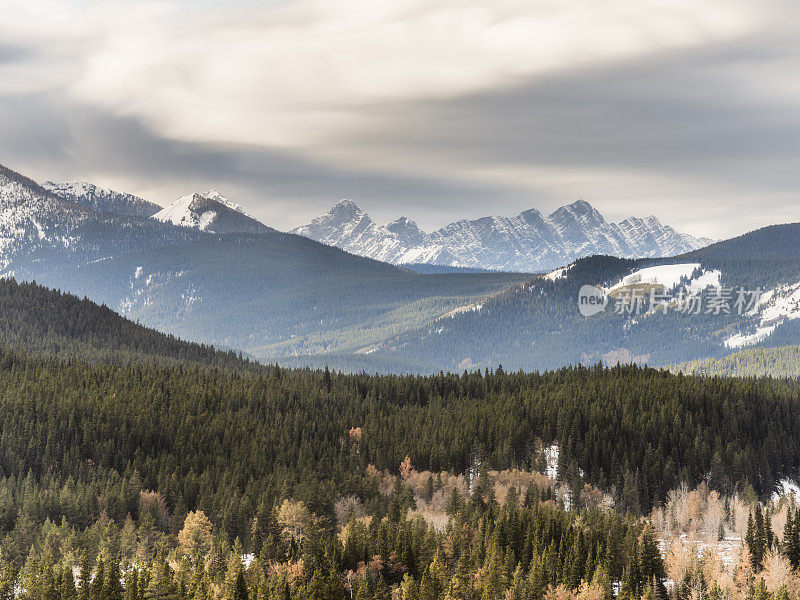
[1,0,799,238]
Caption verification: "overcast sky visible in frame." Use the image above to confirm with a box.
[1,0,799,238]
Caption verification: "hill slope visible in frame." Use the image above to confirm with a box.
[315,223,800,372]
[0,277,261,370]
[673,345,800,378]
[42,180,162,217]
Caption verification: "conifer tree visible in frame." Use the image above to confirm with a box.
[125,569,140,600]
[103,556,124,600]
[60,565,78,600]
[232,568,249,600]
[785,508,800,570]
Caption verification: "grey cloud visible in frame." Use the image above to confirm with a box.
[334,29,800,235]
[2,3,800,238]
[0,93,515,230]
[0,42,32,65]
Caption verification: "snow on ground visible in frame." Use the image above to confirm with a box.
[686,269,723,293]
[544,263,573,281]
[544,445,559,480]
[197,211,217,231]
[773,478,800,503]
[153,194,199,228]
[438,302,483,320]
[657,536,742,572]
[724,280,800,348]
[760,281,800,322]
[606,263,710,293]
[725,325,777,349]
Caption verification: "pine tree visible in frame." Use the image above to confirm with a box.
[39,559,60,600]
[0,563,15,600]
[424,476,435,504]
[125,569,139,600]
[785,508,800,570]
[322,366,332,393]
[232,568,249,600]
[750,578,769,600]
[144,559,181,600]
[103,556,125,600]
[446,551,471,600]
[78,553,92,600]
[92,558,106,600]
[60,565,78,600]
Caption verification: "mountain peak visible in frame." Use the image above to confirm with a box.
[329,198,365,217]
[386,216,426,246]
[152,190,271,234]
[203,189,250,216]
[293,197,712,272]
[547,200,607,239]
[42,180,161,218]
[335,198,359,208]
[551,199,603,219]
[569,199,595,210]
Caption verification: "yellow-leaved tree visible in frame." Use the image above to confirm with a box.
[178,510,213,562]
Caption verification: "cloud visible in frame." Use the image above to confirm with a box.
[1,0,756,148]
[1,0,799,237]
[0,92,510,230]
[324,28,800,237]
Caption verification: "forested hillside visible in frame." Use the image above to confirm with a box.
[2,342,800,597]
[0,278,260,371]
[335,222,800,373]
[677,223,800,289]
[673,345,800,378]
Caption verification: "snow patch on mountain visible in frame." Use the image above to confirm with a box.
[438,302,483,320]
[774,479,800,503]
[43,181,161,218]
[292,200,713,273]
[725,280,800,348]
[725,326,777,349]
[0,167,91,271]
[606,263,719,293]
[205,189,253,218]
[153,190,269,234]
[154,193,211,230]
[544,263,574,281]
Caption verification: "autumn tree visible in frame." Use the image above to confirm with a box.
[178,511,213,562]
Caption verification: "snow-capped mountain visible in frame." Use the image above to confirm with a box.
[292,199,713,272]
[0,166,92,271]
[42,181,161,218]
[153,190,274,235]
[0,163,197,278]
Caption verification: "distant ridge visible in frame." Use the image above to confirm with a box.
[43,181,162,218]
[292,199,712,272]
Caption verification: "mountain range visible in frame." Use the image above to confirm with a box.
[0,162,527,366]
[292,199,713,272]
[4,160,800,375]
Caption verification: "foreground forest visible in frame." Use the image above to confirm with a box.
[1,335,800,599]
[1,278,800,599]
